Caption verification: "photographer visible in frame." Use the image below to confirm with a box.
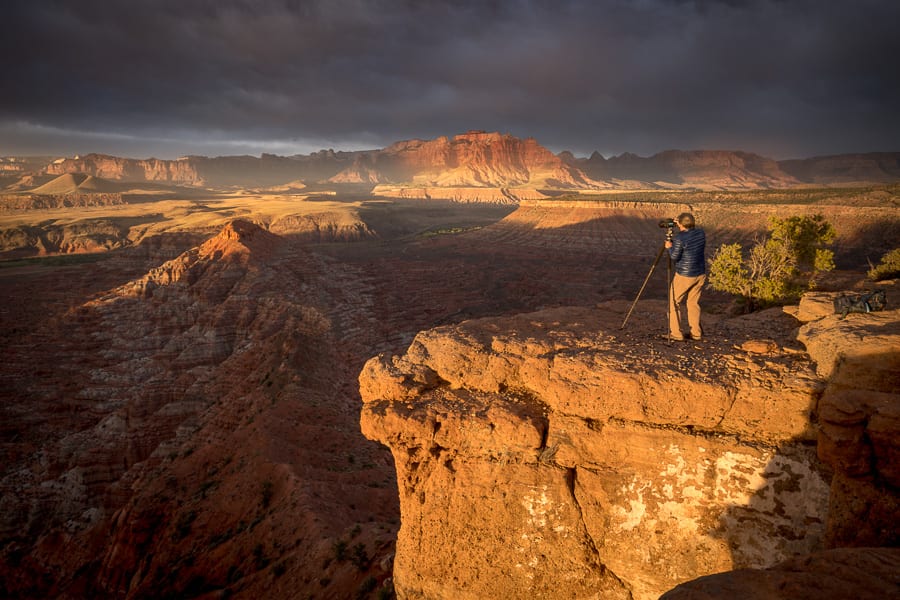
[664,212,706,341]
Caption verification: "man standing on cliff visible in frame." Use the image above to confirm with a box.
[664,212,706,341]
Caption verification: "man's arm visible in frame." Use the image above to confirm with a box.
[667,236,684,261]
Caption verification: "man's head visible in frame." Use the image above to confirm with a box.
[677,212,695,229]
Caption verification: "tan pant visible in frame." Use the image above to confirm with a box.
[670,273,706,339]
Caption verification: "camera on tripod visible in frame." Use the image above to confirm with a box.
[658,218,676,241]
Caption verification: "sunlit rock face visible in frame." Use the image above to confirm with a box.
[360,302,839,600]
[333,131,602,189]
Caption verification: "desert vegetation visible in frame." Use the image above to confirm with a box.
[708,214,837,310]
[868,247,900,281]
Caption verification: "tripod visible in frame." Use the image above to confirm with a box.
[620,236,674,339]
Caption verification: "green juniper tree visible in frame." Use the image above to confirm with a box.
[868,247,900,281]
[708,214,836,311]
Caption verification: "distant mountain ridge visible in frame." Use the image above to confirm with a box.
[43,151,359,189]
[566,149,802,189]
[778,152,900,184]
[23,132,900,191]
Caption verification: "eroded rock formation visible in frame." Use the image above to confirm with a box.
[0,219,399,599]
[359,300,866,599]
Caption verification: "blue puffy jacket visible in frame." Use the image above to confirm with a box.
[668,228,706,276]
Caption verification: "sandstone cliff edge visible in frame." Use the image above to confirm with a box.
[360,295,900,599]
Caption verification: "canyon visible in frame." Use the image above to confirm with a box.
[1,133,899,599]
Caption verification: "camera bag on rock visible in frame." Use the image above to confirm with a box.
[833,290,887,319]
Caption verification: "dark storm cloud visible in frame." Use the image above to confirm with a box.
[2,0,898,158]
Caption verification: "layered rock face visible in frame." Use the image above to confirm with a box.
[360,302,840,599]
[46,154,206,186]
[333,131,600,189]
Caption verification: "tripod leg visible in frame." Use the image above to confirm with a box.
[666,255,673,342]
[621,243,667,329]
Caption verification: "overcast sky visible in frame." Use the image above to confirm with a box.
[2,0,898,160]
